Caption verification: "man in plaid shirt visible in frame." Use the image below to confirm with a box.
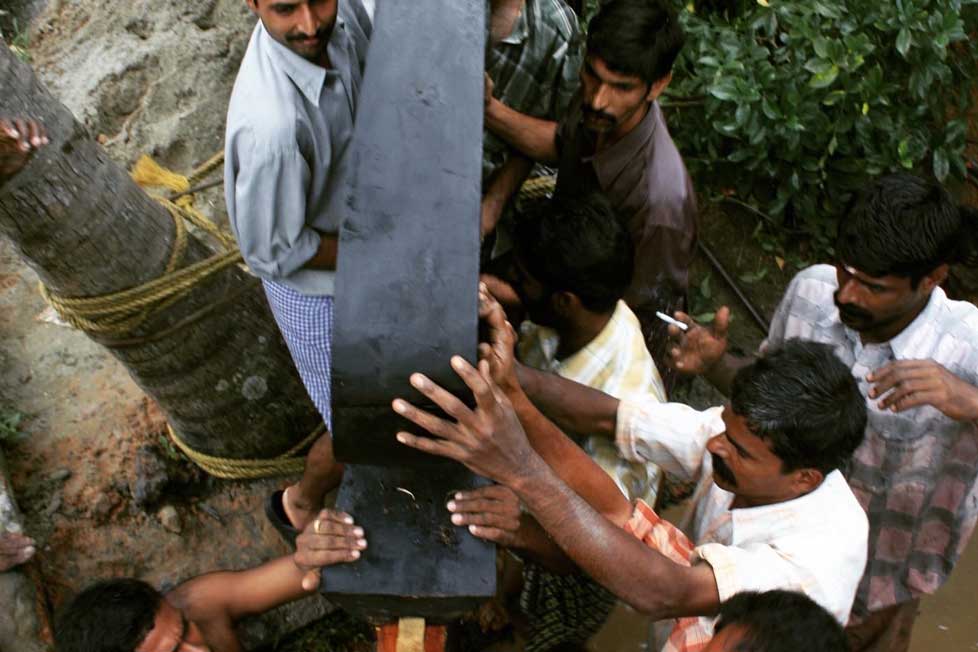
[665,173,978,651]
[481,0,583,246]
[392,304,870,651]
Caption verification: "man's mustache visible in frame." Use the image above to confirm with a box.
[582,106,615,123]
[711,453,737,487]
[287,28,330,42]
[833,292,873,321]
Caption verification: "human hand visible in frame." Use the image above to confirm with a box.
[484,72,495,110]
[447,484,522,547]
[0,532,36,572]
[293,509,367,591]
[868,360,978,421]
[0,118,48,179]
[393,356,539,486]
[667,306,730,376]
[478,283,522,398]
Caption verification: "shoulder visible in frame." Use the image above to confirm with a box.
[783,264,838,302]
[922,291,978,380]
[531,0,582,42]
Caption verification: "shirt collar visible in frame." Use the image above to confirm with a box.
[888,285,947,359]
[259,16,348,107]
[589,100,659,189]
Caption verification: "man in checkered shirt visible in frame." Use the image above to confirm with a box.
[665,173,978,651]
[391,308,870,652]
[480,0,583,247]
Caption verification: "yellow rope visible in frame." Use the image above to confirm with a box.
[167,423,325,479]
[41,152,326,479]
[517,174,556,202]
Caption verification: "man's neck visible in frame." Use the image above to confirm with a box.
[555,309,614,360]
[858,294,931,345]
[490,0,524,43]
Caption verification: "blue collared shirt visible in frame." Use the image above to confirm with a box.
[224,3,370,295]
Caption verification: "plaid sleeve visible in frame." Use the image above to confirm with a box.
[623,499,694,565]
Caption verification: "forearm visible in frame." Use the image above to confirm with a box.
[482,154,534,233]
[518,364,620,439]
[511,513,577,574]
[485,99,559,164]
[303,232,339,270]
[509,388,630,525]
[511,457,714,619]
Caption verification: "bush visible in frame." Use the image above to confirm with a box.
[657,0,978,249]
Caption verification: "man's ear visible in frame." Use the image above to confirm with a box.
[792,468,823,495]
[918,264,949,293]
[552,291,580,317]
[245,0,260,16]
[646,72,672,102]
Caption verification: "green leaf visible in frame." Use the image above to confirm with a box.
[822,90,846,106]
[933,149,950,181]
[709,81,738,101]
[896,28,912,57]
[809,64,839,88]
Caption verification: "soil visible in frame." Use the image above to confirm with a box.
[1,1,976,650]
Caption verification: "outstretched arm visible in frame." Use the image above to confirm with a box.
[167,510,365,645]
[393,359,720,619]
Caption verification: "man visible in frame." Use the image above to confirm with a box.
[393,304,869,651]
[484,0,696,383]
[53,509,366,652]
[224,0,371,536]
[704,591,848,652]
[480,0,582,246]
[666,173,978,651]
[512,193,666,649]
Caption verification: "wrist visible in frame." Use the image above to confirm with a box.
[509,452,551,499]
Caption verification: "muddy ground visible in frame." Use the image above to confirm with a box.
[1,0,976,650]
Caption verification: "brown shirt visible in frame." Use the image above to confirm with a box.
[555,97,697,384]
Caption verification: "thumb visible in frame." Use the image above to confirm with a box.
[713,306,731,339]
[301,569,321,592]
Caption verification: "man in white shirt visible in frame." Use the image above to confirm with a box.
[391,300,869,651]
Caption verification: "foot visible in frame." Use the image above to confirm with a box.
[0,118,48,180]
[0,532,36,571]
[282,485,319,533]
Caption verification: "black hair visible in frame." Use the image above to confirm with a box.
[513,192,634,313]
[55,579,162,652]
[586,0,685,85]
[731,339,866,475]
[836,173,978,286]
[714,590,849,652]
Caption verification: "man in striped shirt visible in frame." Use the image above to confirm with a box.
[513,193,666,650]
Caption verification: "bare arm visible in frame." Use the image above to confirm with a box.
[393,359,721,619]
[485,95,559,164]
[518,363,620,440]
[481,154,534,238]
[303,232,339,270]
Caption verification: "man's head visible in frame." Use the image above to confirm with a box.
[581,0,684,136]
[704,590,848,652]
[512,192,633,330]
[246,0,338,64]
[55,579,210,652]
[834,173,977,342]
[706,340,866,505]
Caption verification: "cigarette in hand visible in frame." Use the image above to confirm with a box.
[656,311,688,332]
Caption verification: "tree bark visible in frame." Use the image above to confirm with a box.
[0,42,320,459]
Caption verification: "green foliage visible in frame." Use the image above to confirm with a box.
[664,0,978,245]
[0,15,31,62]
